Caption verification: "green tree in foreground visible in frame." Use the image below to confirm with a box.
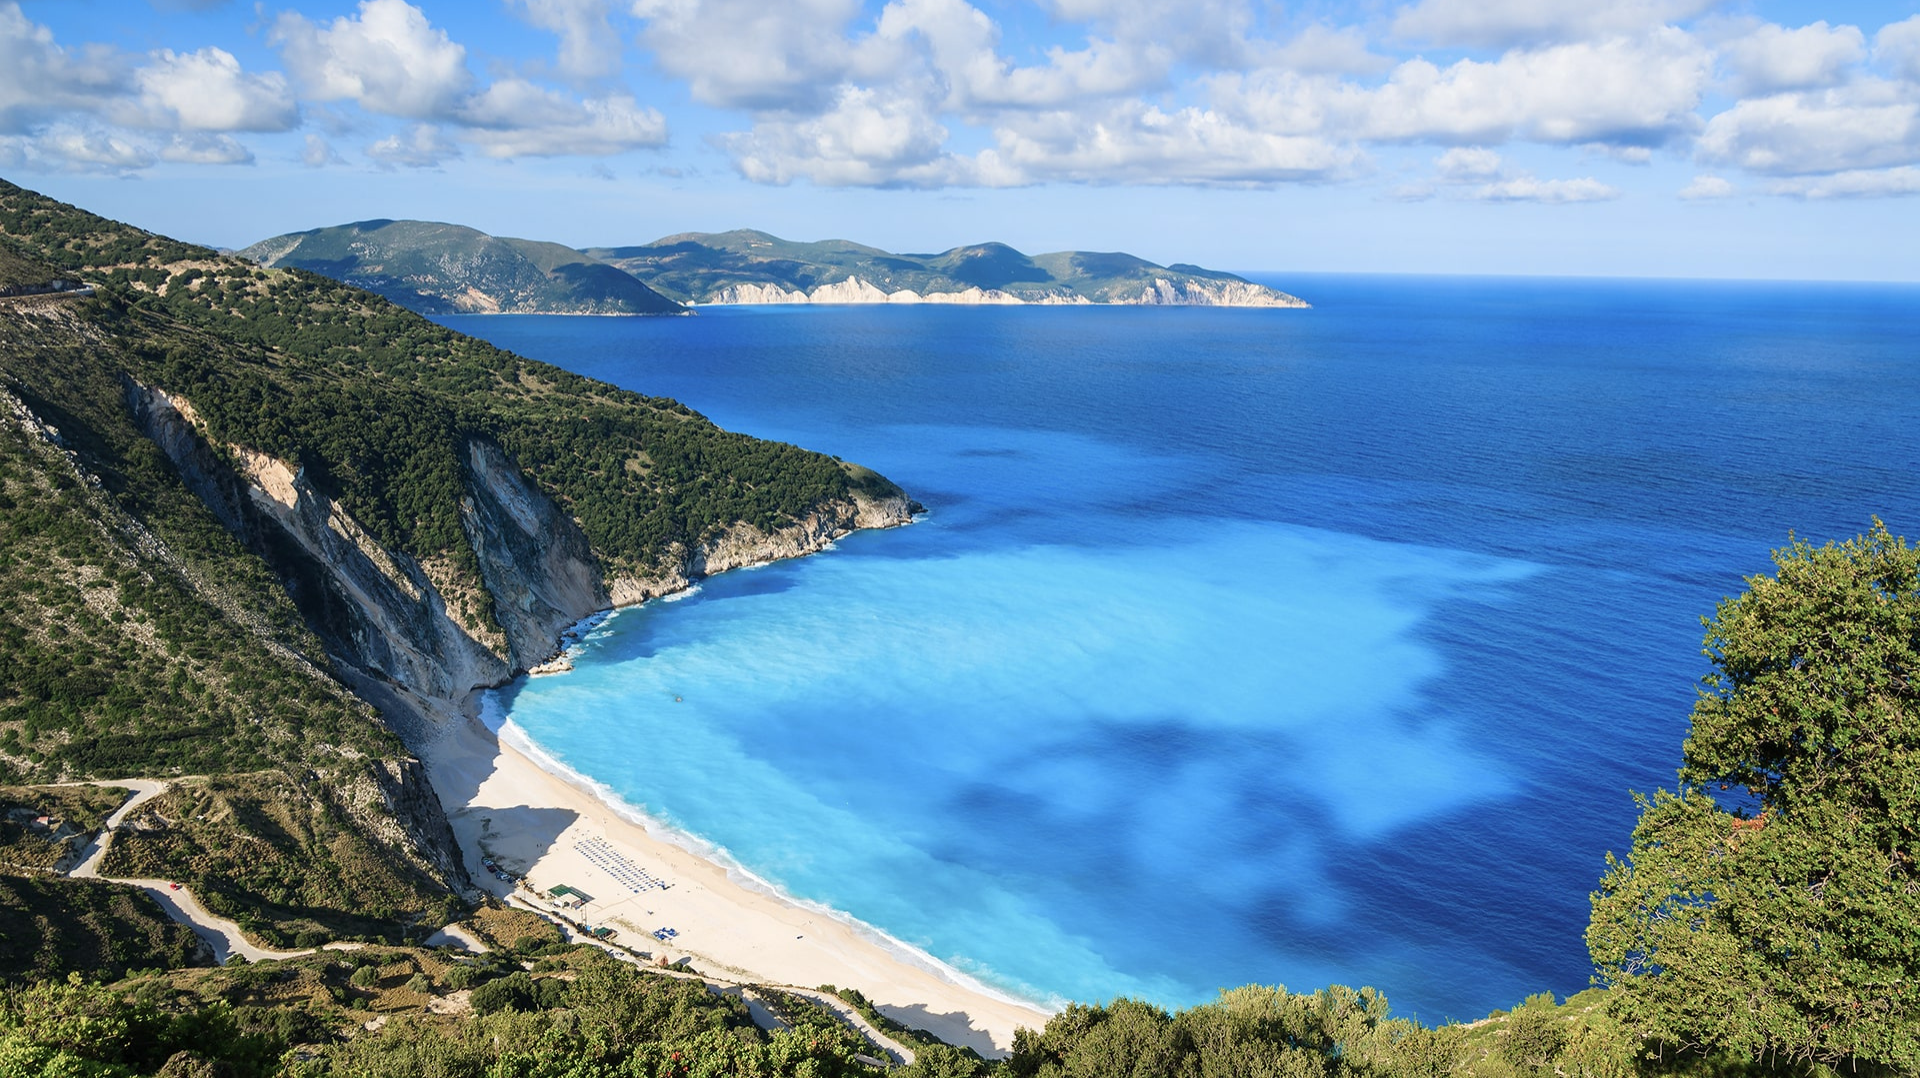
[1589,521,1920,1072]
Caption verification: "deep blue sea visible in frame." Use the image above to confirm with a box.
[443,274,1920,1024]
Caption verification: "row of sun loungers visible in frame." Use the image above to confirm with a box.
[574,836,671,894]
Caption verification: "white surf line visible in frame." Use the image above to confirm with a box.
[505,890,918,1067]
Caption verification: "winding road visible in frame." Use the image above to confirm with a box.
[62,782,913,1065]
[69,780,313,963]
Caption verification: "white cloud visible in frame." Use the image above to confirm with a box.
[632,0,865,111]
[1357,30,1711,146]
[1390,0,1721,49]
[28,125,156,172]
[301,132,344,167]
[1678,173,1735,198]
[1434,146,1501,181]
[130,47,297,131]
[0,2,127,134]
[1768,166,1920,198]
[459,81,666,156]
[992,102,1363,186]
[1263,24,1393,77]
[158,132,253,164]
[272,0,472,119]
[1875,16,1920,82]
[1718,21,1865,95]
[1469,175,1620,202]
[365,122,460,167]
[718,85,993,187]
[1697,82,1920,175]
[511,0,624,82]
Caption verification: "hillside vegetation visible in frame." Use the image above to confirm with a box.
[587,230,1308,305]
[0,177,1908,1077]
[239,219,685,316]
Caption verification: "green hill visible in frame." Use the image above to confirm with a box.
[239,219,685,316]
[586,229,1308,306]
[0,176,908,952]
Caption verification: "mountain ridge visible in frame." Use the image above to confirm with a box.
[588,229,1310,307]
[238,218,686,317]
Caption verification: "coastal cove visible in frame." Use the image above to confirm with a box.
[441,273,1920,1027]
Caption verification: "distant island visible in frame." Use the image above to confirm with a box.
[587,230,1310,308]
[240,221,1307,315]
[237,219,686,316]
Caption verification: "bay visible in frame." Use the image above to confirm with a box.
[444,273,1920,1023]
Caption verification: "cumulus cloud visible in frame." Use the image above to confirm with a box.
[301,132,344,167]
[1469,175,1620,202]
[24,125,157,172]
[459,80,667,156]
[1768,165,1920,199]
[158,132,253,164]
[512,0,624,82]
[1876,16,1920,82]
[1263,24,1393,77]
[0,3,127,134]
[129,47,297,131]
[365,122,460,167]
[1678,173,1734,198]
[1434,146,1502,181]
[991,102,1363,186]
[1390,0,1721,49]
[1357,30,1711,146]
[632,0,866,111]
[271,0,472,119]
[1696,82,1920,175]
[1718,21,1865,95]
[718,85,990,186]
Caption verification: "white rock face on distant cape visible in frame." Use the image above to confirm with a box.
[1120,278,1309,307]
[699,276,1303,308]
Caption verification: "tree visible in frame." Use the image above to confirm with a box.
[1588,522,1920,1072]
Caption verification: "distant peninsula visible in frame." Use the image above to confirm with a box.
[238,219,686,317]
[587,230,1310,308]
[241,220,1307,315]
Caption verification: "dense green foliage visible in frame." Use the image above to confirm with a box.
[0,313,402,783]
[1589,522,1920,1073]
[98,774,461,946]
[0,784,125,870]
[587,231,1302,305]
[239,219,684,316]
[0,875,206,980]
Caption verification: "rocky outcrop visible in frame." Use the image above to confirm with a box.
[127,383,509,713]
[1121,278,1309,307]
[335,757,469,891]
[459,439,609,671]
[700,275,1299,307]
[604,491,916,605]
[126,383,914,712]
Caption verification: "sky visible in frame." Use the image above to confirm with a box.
[3,0,1919,280]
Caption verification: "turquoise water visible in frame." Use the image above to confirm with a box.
[449,274,1920,1022]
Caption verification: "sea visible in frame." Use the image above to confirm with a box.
[441,273,1920,1025]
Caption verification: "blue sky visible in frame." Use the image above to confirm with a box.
[5,0,1920,279]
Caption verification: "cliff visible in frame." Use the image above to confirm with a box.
[590,231,1310,307]
[0,176,915,945]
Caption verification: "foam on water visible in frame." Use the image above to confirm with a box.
[449,276,1920,1022]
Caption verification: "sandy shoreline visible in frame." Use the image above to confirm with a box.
[421,691,1053,1056]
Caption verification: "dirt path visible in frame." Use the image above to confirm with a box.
[68,780,311,963]
[508,891,918,1066]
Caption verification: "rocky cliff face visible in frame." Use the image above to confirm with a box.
[126,382,914,721]
[1123,278,1309,307]
[700,275,1301,307]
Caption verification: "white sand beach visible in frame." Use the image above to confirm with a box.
[422,698,1054,1056]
